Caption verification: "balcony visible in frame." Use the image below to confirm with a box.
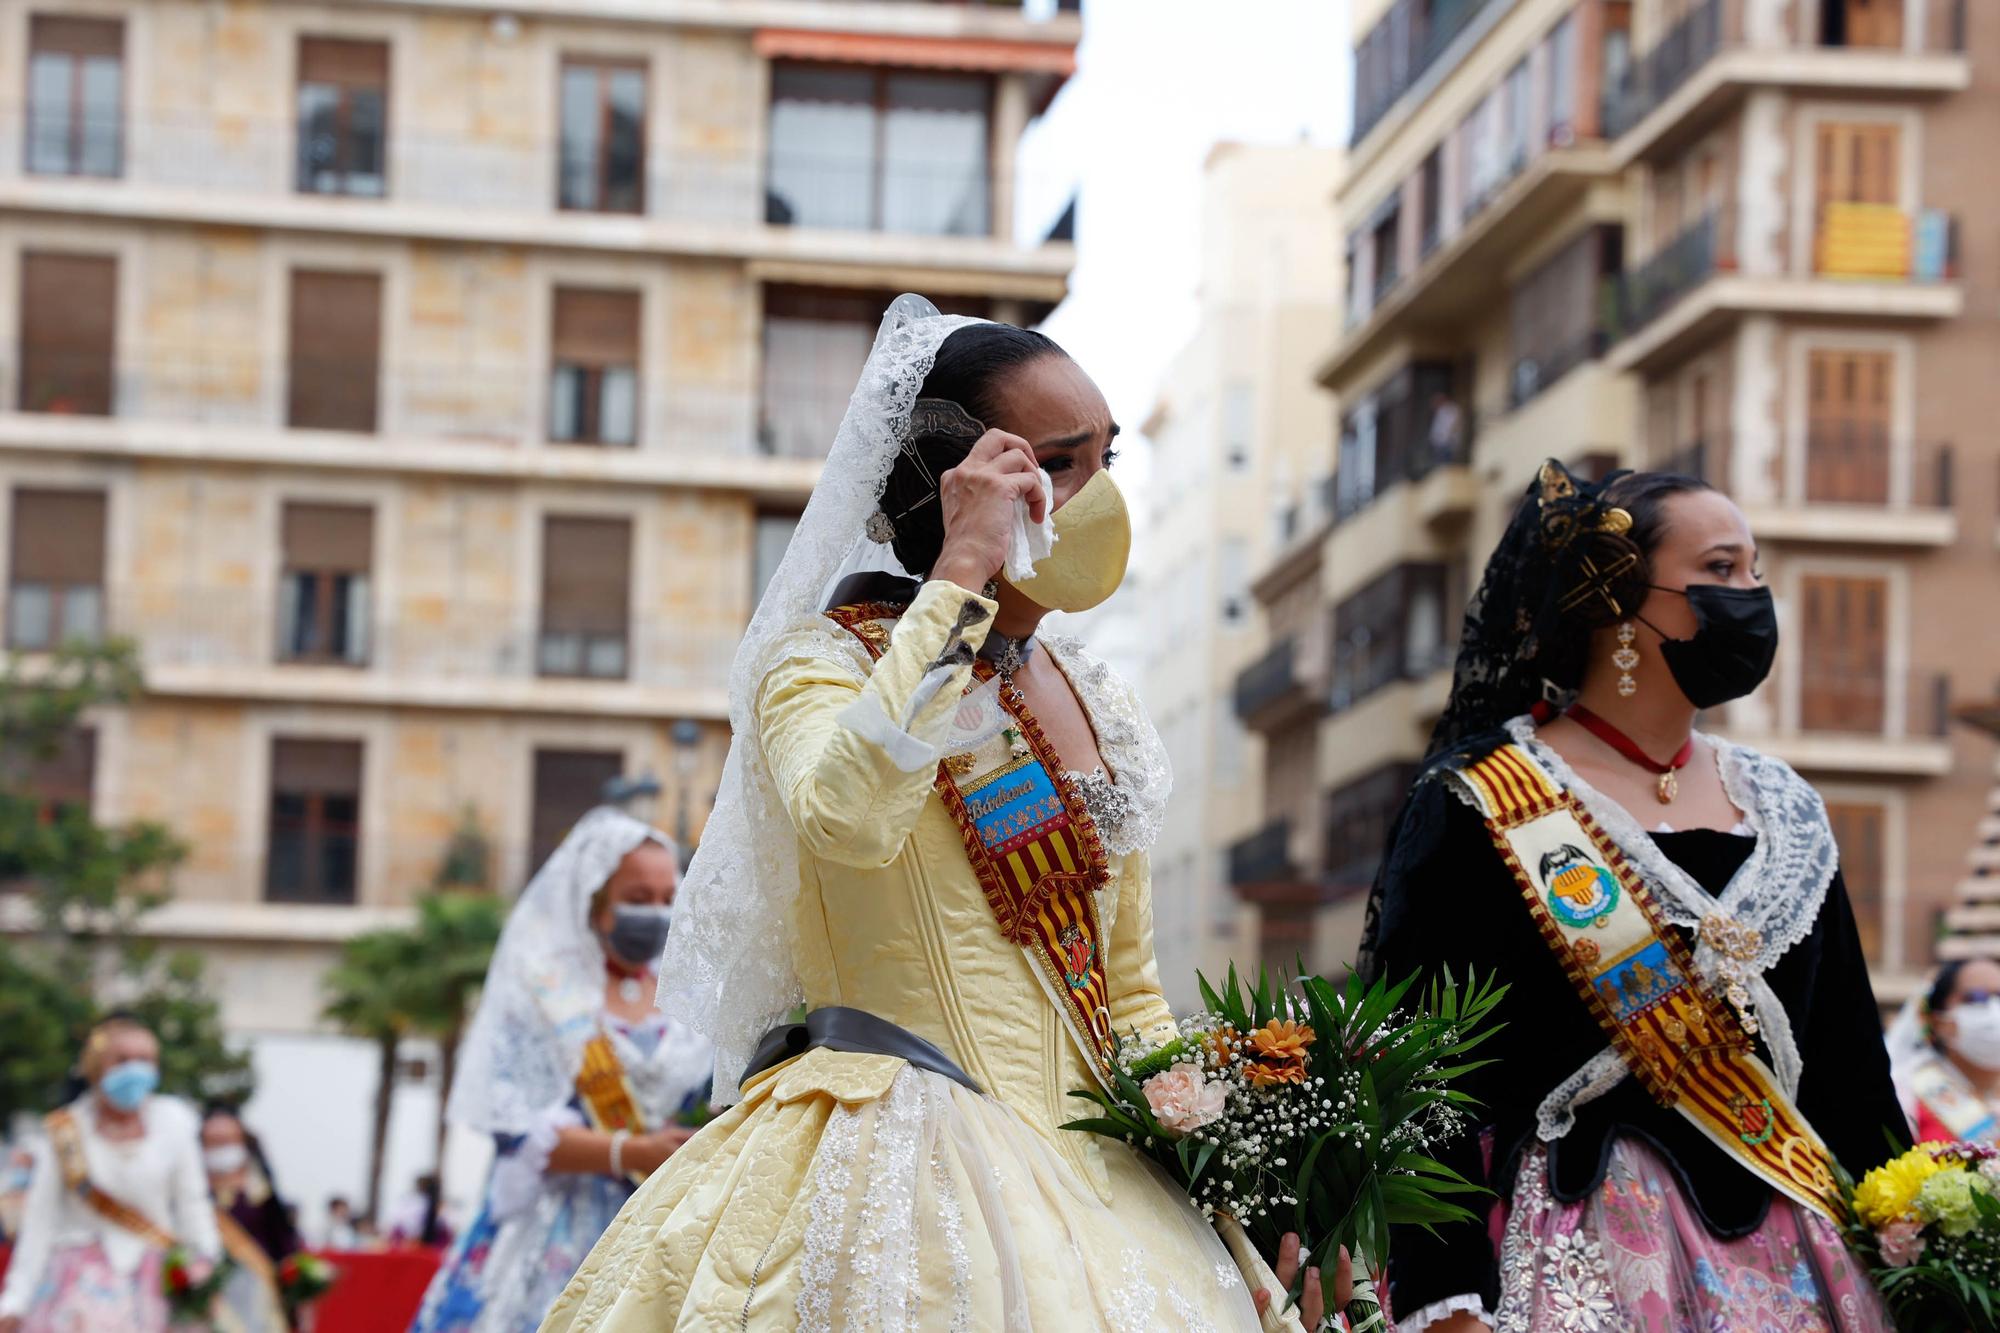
[1323,143,1616,389]
[1350,0,1507,150]
[1603,209,1962,373]
[1657,434,1962,546]
[1228,819,1298,889]
[1233,625,1331,734]
[1603,0,1969,166]
[1733,668,1953,777]
[19,586,740,720]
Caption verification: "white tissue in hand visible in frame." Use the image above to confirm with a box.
[1005,468,1057,583]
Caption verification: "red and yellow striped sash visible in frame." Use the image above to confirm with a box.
[829,602,1116,1079]
[575,1033,650,1184]
[44,1107,179,1250]
[1455,742,1843,1223]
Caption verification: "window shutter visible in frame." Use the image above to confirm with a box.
[299,36,387,88]
[31,15,122,58]
[530,748,624,868]
[541,515,631,634]
[552,288,640,367]
[10,488,106,584]
[288,269,382,431]
[19,252,116,415]
[271,737,363,796]
[1826,800,1887,962]
[282,502,374,572]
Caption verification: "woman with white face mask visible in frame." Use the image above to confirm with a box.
[200,1106,290,1333]
[0,1015,220,1333]
[1887,959,2000,1147]
[410,807,712,1333]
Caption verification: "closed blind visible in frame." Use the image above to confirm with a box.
[282,502,374,572]
[299,36,387,87]
[552,288,640,367]
[541,515,631,633]
[10,488,107,584]
[271,737,362,796]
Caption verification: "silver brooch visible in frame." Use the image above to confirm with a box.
[865,511,897,544]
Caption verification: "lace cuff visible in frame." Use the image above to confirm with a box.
[1396,1292,1491,1332]
[488,1106,584,1222]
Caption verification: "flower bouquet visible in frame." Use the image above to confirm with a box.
[278,1251,338,1319]
[160,1245,232,1323]
[1065,965,1505,1331]
[1844,1141,2000,1328]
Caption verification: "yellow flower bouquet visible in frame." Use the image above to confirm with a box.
[1843,1141,2000,1327]
[1064,965,1505,1333]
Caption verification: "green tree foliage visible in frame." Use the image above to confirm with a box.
[0,642,252,1124]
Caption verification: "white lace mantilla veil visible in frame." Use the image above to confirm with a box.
[448,805,675,1135]
[661,295,987,1104]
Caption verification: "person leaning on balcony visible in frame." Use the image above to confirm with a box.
[1426,391,1463,465]
[1885,958,2000,1150]
[1357,460,1904,1331]
[0,1014,222,1333]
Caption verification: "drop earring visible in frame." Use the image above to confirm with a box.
[1613,622,1640,697]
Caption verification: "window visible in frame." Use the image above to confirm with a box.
[1219,537,1249,625]
[753,511,800,602]
[549,288,639,446]
[277,503,372,665]
[288,270,381,432]
[266,738,362,904]
[1814,122,1904,277]
[1222,383,1254,472]
[1805,349,1892,503]
[18,251,115,416]
[1369,205,1401,302]
[27,15,122,177]
[1502,59,1531,174]
[296,37,388,197]
[1508,225,1619,407]
[1799,574,1887,733]
[7,488,106,650]
[1332,562,1449,709]
[1826,800,1888,963]
[1324,763,1417,888]
[1418,147,1444,255]
[1548,15,1578,145]
[767,65,991,237]
[558,58,646,213]
[1825,0,1905,50]
[2,727,94,823]
[539,516,631,680]
[530,748,623,868]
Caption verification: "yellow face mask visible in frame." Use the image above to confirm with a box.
[1002,470,1131,613]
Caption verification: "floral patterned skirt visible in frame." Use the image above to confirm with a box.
[1493,1137,1892,1332]
[19,1241,170,1333]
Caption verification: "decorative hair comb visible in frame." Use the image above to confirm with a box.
[867,398,989,544]
[1536,460,1638,619]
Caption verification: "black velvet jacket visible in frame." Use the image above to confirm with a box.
[1372,740,1907,1318]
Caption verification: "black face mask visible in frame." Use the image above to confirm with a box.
[1640,584,1779,709]
[604,904,672,968]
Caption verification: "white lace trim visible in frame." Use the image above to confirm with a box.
[1398,1292,1493,1333]
[1042,634,1171,859]
[1499,715,1837,1123]
[1535,1047,1629,1143]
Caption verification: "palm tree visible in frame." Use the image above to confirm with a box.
[321,928,425,1220]
[401,892,505,1185]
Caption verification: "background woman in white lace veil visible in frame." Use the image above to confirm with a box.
[414,807,711,1333]
[1886,958,2000,1146]
[543,296,1334,1330]
[1365,462,1901,1333]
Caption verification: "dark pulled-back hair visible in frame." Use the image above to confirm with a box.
[877,323,1068,577]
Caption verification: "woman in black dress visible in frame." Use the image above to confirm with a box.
[1363,461,1902,1331]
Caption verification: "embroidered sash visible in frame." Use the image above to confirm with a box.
[1907,1053,2000,1145]
[574,1033,652,1185]
[828,601,1117,1081]
[1452,742,1844,1223]
[215,1208,278,1286]
[44,1107,178,1250]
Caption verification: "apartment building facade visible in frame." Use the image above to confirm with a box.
[1237,0,2000,998]
[0,0,1077,1202]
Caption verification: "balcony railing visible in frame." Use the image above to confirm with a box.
[1351,0,1502,146]
[1602,213,1720,343]
[1508,329,1607,410]
[17,588,740,694]
[1603,0,1968,142]
[1335,411,1475,524]
[1797,668,1949,739]
[1228,818,1297,888]
[1601,0,1724,140]
[1656,434,1958,510]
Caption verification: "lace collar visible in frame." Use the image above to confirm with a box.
[1041,634,1172,859]
[1496,714,1837,1113]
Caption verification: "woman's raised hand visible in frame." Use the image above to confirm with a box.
[1250,1232,1352,1328]
[930,429,1047,592]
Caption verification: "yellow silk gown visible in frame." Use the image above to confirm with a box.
[543,581,1303,1331]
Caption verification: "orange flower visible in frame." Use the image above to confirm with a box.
[1249,1019,1315,1063]
[1207,1025,1241,1065]
[1244,1058,1308,1088]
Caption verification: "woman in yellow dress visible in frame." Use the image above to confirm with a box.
[544,297,1332,1331]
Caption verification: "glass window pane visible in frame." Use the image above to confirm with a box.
[768,66,877,230]
[753,515,798,600]
[78,55,120,176]
[539,630,582,675]
[347,89,386,196]
[28,54,73,174]
[605,68,645,212]
[549,364,582,440]
[882,75,989,237]
[344,575,370,663]
[297,83,340,192]
[600,366,637,445]
[61,585,102,643]
[585,633,627,679]
[291,573,321,656]
[8,585,53,648]
[559,65,601,208]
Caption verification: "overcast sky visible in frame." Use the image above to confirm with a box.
[1026,1,1352,450]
